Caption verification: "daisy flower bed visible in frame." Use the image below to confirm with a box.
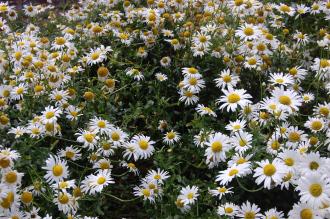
[0,0,330,218]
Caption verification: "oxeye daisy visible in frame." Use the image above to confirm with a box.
[53,191,77,214]
[217,202,239,217]
[175,198,191,213]
[52,36,71,50]
[10,83,27,100]
[304,117,325,133]
[126,68,144,81]
[287,66,307,81]
[228,153,253,167]
[122,141,139,161]
[81,170,114,195]
[76,129,99,150]
[121,161,139,175]
[263,208,285,219]
[217,87,252,112]
[225,119,246,132]
[89,117,112,135]
[302,93,315,103]
[132,135,155,159]
[108,127,128,146]
[41,106,62,124]
[179,89,199,105]
[146,168,170,184]
[216,163,251,185]
[133,186,155,203]
[195,104,217,117]
[231,131,253,153]
[50,89,70,106]
[51,179,75,191]
[182,75,205,93]
[43,155,69,183]
[155,73,168,82]
[272,87,303,113]
[85,48,107,66]
[253,159,286,189]
[160,56,171,67]
[297,152,328,175]
[314,102,330,118]
[296,173,330,208]
[214,69,240,89]
[237,201,262,219]
[278,149,300,172]
[209,186,233,200]
[58,146,81,161]
[204,132,231,164]
[269,73,294,87]
[93,158,113,171]
[2,170,23,187]
[163,130,180,145]
[288,202,322,219]
[235,23,261,41]
[182,67,202,78]
[285,126,307,148]
[244,56,262,70]
[65,105,82,121]
[179,185,199,205]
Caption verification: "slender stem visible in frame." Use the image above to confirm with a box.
[103,193,140,202]
[236,178,263,193]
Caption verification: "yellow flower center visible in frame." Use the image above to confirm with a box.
[84,133,94,143]
[97,176,106,184]
[189,78,197,86]
[166,131,176,139]
[139,140,149,150]
[311,121,322,131]
[300,208,313,219]
[16,87,24,95]
[187,192,194,199]
[45,111,55,119]
[289,132,300,142]
[229,169,238,176]
[243,27,254,36]
[100,162,110,170]
[52,165,63,176]
[5,171,17,183]
[59,181,69,189]
[284,158,294,166]
[211,141,222,152]
[225,207,233,213]
[58,193,69,204]
[154,174,161,180]
[271,140,281,150]
[309,161,319,170]
[309,183,322,197]
[223,75,232,83]
[244,211,255,219]
[55,37,66,45]
[97,120,106,128]
[91,52,100,60]
[319,107,329,117]
[142,189,150,197]
[239,139,247,147]
[263,164,276,176]
[218,187,227,193]
[228,93,241,103]
[279,95,291,105]
[21,191,33,204]
[65,151,74,159]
